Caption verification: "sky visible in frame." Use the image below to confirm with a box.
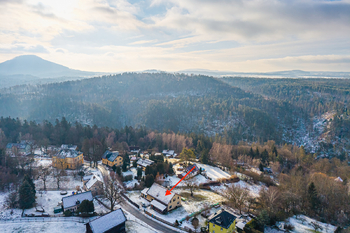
[0,0,349,72]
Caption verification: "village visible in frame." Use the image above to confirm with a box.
[0,141,337,233]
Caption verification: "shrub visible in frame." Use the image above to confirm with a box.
[64,210,72,217]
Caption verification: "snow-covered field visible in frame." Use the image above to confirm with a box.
[0,221,86,233]
[34,175,83,190]
[24,190,78,216]
[211,180,263,197]
[0,192,22,220]
[281,215,336,233]
[145,189,227,225]
[166,174,209,187]
[195,163,231,181]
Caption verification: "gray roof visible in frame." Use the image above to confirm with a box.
[86,176,103,190]
[88,208,126,233]
[141,188,149,195]
[147,183,176,205]
[208,210,237,229]
[102,150,120,162]
[151,199,167,212]
[137,158,154,167]
[62,191,93,209]
[6,143,29,149]
[56,149,81,158]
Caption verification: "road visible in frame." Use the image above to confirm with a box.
[119,200,181,233]
[97,164,181,233]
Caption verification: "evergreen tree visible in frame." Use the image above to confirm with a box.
[19,180,35,209]
[201,149,209,164]
[145,174,154,187]
[137,167,142,179]
[23,174,36,195]
[308,182,320,212]
[248,147,254,158]
[77,200,94,214]
[255,147,260,159]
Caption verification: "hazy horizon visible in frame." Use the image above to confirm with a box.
[1,0,350,73]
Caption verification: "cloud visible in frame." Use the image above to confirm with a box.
[0,44,48,53]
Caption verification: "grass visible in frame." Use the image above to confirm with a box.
[179,191,207,201]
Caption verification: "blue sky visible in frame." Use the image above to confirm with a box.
[0,0,349,72]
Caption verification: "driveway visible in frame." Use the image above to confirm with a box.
[120,200,182,233]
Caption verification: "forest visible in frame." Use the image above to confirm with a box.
[0,117,349,227]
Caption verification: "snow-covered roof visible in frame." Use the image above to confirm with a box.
[137,158,154,167]
[150,199,167,212]
[141,188,149,195]
[236,221,246,230]
[335,177,343,182]
[61,144,77,150]
[83,175,93,181]
[122,170,133,177]
[162,150,175,155]
[85,176,102,190]
[87,208,126,233]
[102,150,121,162]
[6,143,29,149]
[56,149,81,158]
[146,183,176,205]
[62,191,93,209]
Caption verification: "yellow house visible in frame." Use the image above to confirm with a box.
[140,183,181,213]
[102,150,123,167]
[208,210,237,233]
[52,149,84,170]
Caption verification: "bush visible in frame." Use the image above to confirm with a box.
[64,210,72,217]
[284,224,294,231]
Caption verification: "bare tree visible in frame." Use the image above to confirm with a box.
[185,180,198,197]
[38,166,51,190]
[53,168,66,190]
[225,185,249,215]
[5,192,18,208]
[103,171,122,211]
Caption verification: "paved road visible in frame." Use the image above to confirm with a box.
[119,200,181,233]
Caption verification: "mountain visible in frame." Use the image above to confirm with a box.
[179,69,350,78]
[0,55,103,88]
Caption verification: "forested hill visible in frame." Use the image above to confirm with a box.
[0,73,307,145]
[222,77,350,157]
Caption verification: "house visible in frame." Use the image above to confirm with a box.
[86,208,126,233]
[137,158,154,170]
[62,191,93,212]
[102,150,123,167]
[122,170,133,181]
[6,142,31,156]
[129,146,140,154]
[52,149,84,170]
[140,183,181,214]
[178,164,199,179]
[83,176,103,196]
[61,144,78,150]
[208,209,237,233]
[162,149,177,158]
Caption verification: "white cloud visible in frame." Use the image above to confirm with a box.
[0,0,349,72]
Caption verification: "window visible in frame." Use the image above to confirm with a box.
[221,228,223,231]
[177,202,179,204]
[178,197,179,199]
[170,205,172,208]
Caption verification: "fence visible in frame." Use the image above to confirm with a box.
[0,216,98,224]
[144,210,175,227]
[120,193,139,209]
[179,202,221,223]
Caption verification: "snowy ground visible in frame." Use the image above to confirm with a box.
[35,158,52,167]
[24,190,83,216]
[211,180,263,197]
[166,174,209,187]
[34,175,83,191]
[279,215,337,233]
[142,189,227,226]
[125,210,159,233]
[0,221,86,233]
[194,163,231,181]
[0,192,22,220]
